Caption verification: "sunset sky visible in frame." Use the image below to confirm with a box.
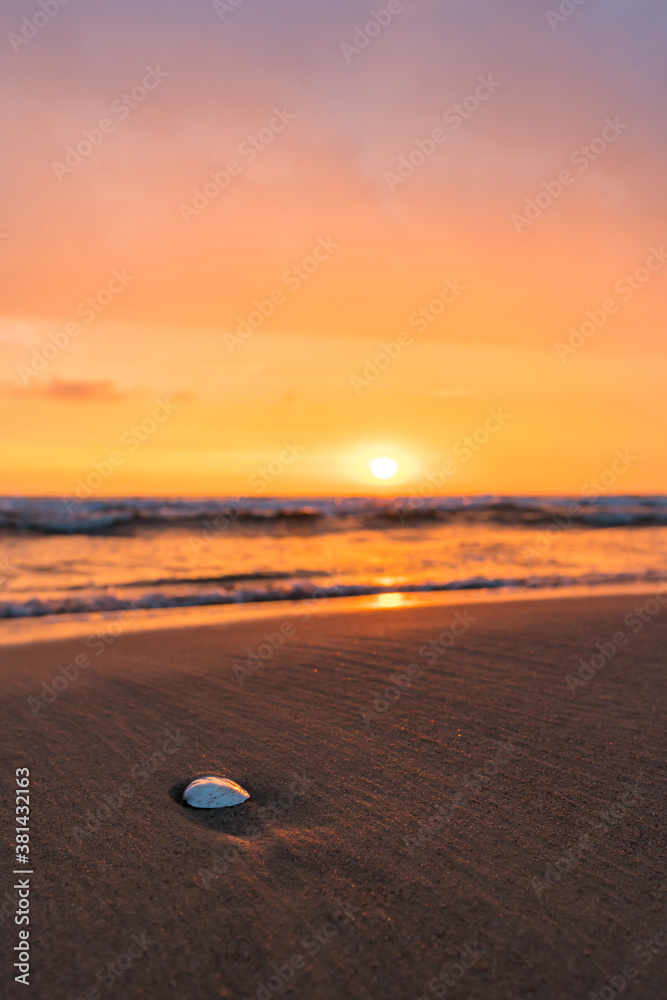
[1,0,666,496]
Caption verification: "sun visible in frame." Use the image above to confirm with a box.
[369,456,399,480]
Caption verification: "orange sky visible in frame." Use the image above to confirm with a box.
[1,0,666,496]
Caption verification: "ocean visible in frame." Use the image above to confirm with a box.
[1,495,667,623]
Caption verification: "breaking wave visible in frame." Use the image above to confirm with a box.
[2,569,666,619]
[2,495,667,535]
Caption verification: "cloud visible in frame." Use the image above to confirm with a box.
[7,379,126,401]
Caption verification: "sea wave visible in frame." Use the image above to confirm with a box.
[2,495,667,534]
[2,570,666,619]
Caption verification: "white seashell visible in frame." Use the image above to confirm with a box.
[183,776,250,809]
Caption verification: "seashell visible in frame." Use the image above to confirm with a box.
[183,776,250,809]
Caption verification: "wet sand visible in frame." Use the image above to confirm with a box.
[0,593,665,1000]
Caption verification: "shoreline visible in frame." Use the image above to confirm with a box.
[1,578,666,648]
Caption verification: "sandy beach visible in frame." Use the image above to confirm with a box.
[1,592,665,1000]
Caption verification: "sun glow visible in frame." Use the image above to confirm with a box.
[369,456,399,480]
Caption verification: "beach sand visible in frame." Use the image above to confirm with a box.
[1,593,665,1000]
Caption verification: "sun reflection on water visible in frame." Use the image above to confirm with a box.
[373,592,406,609]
